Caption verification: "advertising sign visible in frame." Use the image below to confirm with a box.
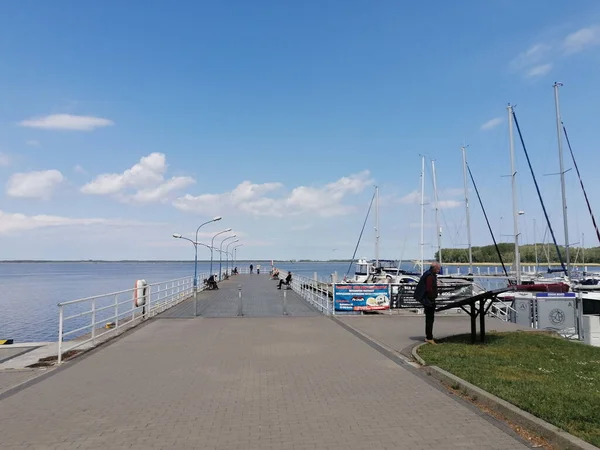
[536,293,576,331]
[333,284,390,311]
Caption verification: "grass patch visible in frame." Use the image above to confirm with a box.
[418,331,600,447]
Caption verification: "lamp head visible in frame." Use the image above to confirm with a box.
[172,233,182,239]
[225,228,232,232]
[213,216,222,221]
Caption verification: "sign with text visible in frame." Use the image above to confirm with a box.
[333,284,391,311]
[536,293,576,331]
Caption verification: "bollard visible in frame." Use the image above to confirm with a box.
[283,289,288,315]
[237,285,243,317]
[193,285,198,317]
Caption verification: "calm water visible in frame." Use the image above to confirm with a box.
[1,261,517,343]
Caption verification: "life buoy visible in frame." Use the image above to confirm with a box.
[134,279,148,307]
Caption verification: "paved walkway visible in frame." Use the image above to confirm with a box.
[161,274,319,318]
[0,276,532,450]
[337,314,530,358]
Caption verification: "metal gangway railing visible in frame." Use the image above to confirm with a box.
[56,274,216,363]
[271,269,332,314]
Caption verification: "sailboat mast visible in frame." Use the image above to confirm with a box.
[533,218,539,272]
[375,185,380,267]
[553,82,571,280]
[582,233,585,269]
[508,104,522,284]
[431,160,442,265]
[420,155,425,274]
[461,146,473,274]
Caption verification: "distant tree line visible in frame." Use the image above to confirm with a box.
[436,243,600,264]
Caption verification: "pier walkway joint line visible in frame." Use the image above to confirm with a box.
[0,274,531,449]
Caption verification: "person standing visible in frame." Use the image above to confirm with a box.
[249,264,254,274]
[414,262,441,344]
[257,264,261,274]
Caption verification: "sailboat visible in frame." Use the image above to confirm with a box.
[412,154,485,299]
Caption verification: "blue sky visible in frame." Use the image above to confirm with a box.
[2,0,600,261]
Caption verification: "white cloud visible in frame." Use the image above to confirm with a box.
[0,152,10,167]
[397,190,421,205]
[510,43,552,73]
[480,117,503,131]
[127,176,195,204]
[6,170,64,199]
[0,210,140,235]
[19,114,114,131]
[174,171,373,218]
[510,25,600,78]
[285,171,372,217]
[74,164,87,174]
[25,140,40,147]
[526,63,553,78]
[437,200,461,209]
[174,181,284,216]
[81,153,193,203]
[563,26,600,54]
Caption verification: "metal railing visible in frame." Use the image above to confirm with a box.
[287,272,332,315]
[487,300,517,321]
[57,275,208,363]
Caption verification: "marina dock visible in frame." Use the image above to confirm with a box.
[0,274,532,449]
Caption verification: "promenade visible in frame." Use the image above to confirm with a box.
[0,275,532,450]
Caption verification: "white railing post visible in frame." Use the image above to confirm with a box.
[58,305,64,364]
[92,298,97,345]
[332,283,336,316]
[114,294,119,328]
[146,284,152,318]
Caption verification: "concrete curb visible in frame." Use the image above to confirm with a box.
[410,342,427,366]
[413,344,599,450]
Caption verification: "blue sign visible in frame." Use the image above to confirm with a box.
[333,284,391,311]
[536,292,576,298]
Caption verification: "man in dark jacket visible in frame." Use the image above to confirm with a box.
[414,262,441,344]
[277,271,292,289]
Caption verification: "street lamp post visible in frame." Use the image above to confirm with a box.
[210,228,232,276]
[172,233,216,317]
[225,239,239,277]
[232,244,243,270]
[191,216,222,288]
[219,235,237,280]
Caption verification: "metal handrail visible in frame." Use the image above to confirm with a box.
[57,274,208,364]
[57,276,193,306]
[275,270,332,315]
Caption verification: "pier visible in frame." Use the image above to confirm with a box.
[0,274,532,449]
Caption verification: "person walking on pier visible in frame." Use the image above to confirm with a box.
[414,262,440,344]
[249,264,253,274]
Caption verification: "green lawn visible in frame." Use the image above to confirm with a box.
[418,331,600,447]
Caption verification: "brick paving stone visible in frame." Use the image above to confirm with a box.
[0,276,531,449]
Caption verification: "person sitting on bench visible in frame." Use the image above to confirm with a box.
[271,268,280,279]
[205,274,218,290]
[277,271,292,289]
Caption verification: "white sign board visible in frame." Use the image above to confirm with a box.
[513,297,533,327]
[535,293,576,331]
